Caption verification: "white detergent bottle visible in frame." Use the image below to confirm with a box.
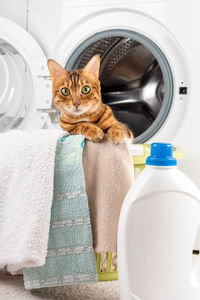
[118,143,200,300]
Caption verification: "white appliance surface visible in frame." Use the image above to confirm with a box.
[166,0,200,188]
[0,0,27,28]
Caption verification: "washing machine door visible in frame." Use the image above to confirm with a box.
[0,17,53,131]
[50,9,190,144]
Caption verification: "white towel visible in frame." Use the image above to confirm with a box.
[0,129,64,274]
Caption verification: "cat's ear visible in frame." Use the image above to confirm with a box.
[47,59,67,79]
[83,54,100,78]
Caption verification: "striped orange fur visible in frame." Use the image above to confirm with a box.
[47,55,134,144]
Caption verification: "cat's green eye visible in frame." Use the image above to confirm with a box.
[81,86,91,94]
[61,87,70,96]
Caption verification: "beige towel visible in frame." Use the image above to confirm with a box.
[82,137,134,269]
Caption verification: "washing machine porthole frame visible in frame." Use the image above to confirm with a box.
[50,9,190,144]
[65,29,174,144]
[0,16,53,131]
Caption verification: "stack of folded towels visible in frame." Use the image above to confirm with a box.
[0,130,134,289]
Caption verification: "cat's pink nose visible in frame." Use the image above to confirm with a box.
[73,102,80,108]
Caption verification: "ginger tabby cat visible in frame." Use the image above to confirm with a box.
[47,55,134,144]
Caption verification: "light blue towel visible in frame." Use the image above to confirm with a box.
[23,135,98,289]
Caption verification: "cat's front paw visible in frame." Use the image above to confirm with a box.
[85,126,104,142]
[107,127,125,144]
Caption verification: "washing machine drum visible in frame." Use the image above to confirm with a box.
[0,38,32,131]
[68,33,173,143]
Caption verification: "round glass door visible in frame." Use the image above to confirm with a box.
[0,38,32,131]
[66,30,173,143]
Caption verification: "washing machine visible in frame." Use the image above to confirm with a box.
[0,0,199,186]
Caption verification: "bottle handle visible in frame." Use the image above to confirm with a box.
[191,255,200,288]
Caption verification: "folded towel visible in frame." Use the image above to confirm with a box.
[0,129,64,274]
[23,135,97,289]
[82,137,134,269]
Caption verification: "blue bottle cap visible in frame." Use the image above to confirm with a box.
[146,143,177,166]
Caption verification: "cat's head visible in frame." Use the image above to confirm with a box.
[47,55,101,116]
